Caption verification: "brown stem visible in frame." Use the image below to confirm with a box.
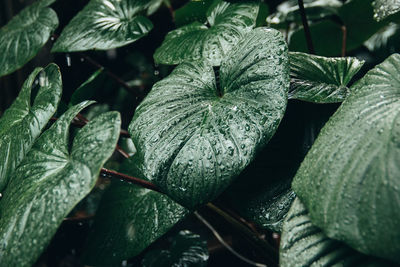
[298,0,315,54]
[116,145,130,159]
[341,25,347,57]
[100,168,162,193]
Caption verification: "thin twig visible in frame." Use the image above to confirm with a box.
[298,0,315,54]
[195,212,267,267]
[341,25,347,57]
[100,168,162,193]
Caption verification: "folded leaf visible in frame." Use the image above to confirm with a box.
[289,52,364,103]
[52,0,153,52]
[154,0,259,66]
[0,1,58,77]
[0,102,121,267]
[372,0,400,21]
[292,54,400,262]
[280,198,394,267]
[0,64,62,192]
[130,28,289,209]
[83,157,188,265]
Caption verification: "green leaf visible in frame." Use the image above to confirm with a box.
[0,64,62,192]
[174,0,215,27]
[69,69,105,106]
[154,0,259,66]
[52,0,154,52]
[129,28,289,209]
[289,52,364,103]
[83,157,188,266]
[280,198,394,267]
[0,1,58,77]
[292,53,400,262]
[0,102,121,267]
[372,0,400,21]
[142,230,209,267]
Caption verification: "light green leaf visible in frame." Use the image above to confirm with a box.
[0,1,58,77]
[52,0,153,52]
[289,52,364,103]
[142,230,209,267]
[154,0,259,66]
[0,64,62,192]
[129,28,289,209]
[292,54,400,262]
[372,0,400,21]
[280,198,394,267]
[83,157,188,266]
[0,102,121,267]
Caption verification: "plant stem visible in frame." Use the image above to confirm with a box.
[100,167,162,193]
[341,25,347,57]
[298,0,315,54]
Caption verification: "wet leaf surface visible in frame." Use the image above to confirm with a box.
[372,0,400,21]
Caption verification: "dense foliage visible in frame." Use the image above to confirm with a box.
[0,0,400,266]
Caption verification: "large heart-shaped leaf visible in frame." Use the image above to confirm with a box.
[0,64,61,192]
[372,0,400,21]
[83,157,188,266]
[153,0,259,66]
[142,230,209,267]
[280,198,394,267]
[0,102,121,267]
[0,1,58,77]
[129,28,289,209]
[289,52,364,103]
[52,0,153,52]
[292,53,400,262]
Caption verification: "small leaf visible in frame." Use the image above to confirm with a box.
[280,198,394,267]
[129,28,289,209]
[154,0,259,66]
[0,1,58,77]
[52,0,154,52]
[372,0,400,21]
[0,102,121,267]
[289,52,364,103]
[0,64,62,192]
[292,54,400,262]
[142,230,209,267]
[69,69,105,106]
[83,158,188,265]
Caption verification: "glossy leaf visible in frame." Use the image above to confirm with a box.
[0,64,62,192]
[372,0,400,21]
[289,52,364,103]
[280,198,394,267]
[142,230,209,267]
[0,102,121,267]
[174,0,215,27]
[154,0,259,66]
[52,0,154,52]
[130,28,289,208]
[83,157,188,265]
[0,1,58,77]
[292,54,400,262]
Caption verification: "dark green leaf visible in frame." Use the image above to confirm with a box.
[0,64,62,192]
[174,0,215,27]
[372,0,400,21]
[52,0,153,52]
[129,28,289,209]
[0,102,121,267]
[83,157,188,265]
[280,198,394,267]
[142,230,209,267]
[154,0,259,66]
[0,1,58,77]
[289,52,364,103]
[69,69,105,106]
[292,54,400,262]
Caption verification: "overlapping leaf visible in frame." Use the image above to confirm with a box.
[0,64,61,192]
[292,54,400,262]
[52,0,154,52]
[83,157,188,266]
[289,52,364,103]
[280,198,394,267]
[0,102,121,267]
[129,28,289,209]
[0,1,58,77]
[372,0,400,21]
[154,0,259,66]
